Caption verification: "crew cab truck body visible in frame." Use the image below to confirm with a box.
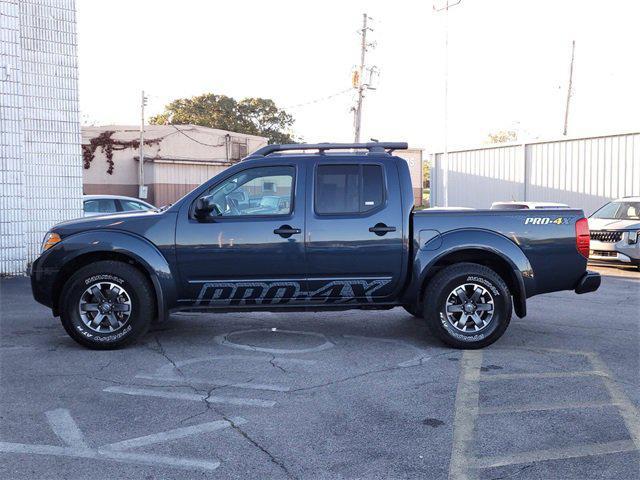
[30,142,601,349]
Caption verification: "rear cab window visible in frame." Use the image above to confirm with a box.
[315,164,385,215]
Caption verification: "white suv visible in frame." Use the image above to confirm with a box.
[588,197,640,271]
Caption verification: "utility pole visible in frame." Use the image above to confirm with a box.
[433,0,461,207]
[353,13,375,143]
[139,90,148,199]
[563,40,575,136]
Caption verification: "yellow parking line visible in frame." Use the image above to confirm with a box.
[474,440,637,469]
[479,370,602,381]
[585,352,640,450]
[480,400,620,415]
[448,350,483,480]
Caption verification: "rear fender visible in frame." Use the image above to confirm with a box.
[404,229,535,318]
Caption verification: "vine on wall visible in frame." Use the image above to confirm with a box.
[82,131,161,174]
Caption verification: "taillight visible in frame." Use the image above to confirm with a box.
[576,217,590,258]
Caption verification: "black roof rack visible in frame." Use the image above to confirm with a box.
[245,142,408,160]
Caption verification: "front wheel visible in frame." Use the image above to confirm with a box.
[423,263,512,349]
[60,260,154,349]
[402,304,423,318]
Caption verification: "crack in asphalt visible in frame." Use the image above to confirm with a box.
[289,351,452,393]
[489,464,533,480]
[269,355,287,374]
[201,386,298,480]
[148,334,296,479]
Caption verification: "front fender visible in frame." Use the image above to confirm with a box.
[403,229,535,317]
[35,230,176,321]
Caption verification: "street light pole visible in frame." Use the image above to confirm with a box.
[433,0,461,207]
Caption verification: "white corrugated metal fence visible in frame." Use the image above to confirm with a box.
[430,132,640,215]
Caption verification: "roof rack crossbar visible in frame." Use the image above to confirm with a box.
[245,142,408,159]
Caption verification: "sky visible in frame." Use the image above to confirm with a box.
[77,0,640,151]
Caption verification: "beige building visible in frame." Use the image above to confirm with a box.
[395,148,424,206]
[82,125,268,207]
[82,126,424,208]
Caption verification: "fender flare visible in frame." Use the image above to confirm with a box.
[404,229,535,318]
[51,230,176,321]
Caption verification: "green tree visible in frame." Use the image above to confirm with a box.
[487,130,517,144]
[150,93,296,144]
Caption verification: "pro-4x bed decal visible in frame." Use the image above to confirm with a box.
[524,217,573,225]
[193,279,391,306]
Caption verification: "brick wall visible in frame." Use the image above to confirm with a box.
[0,0,82,274]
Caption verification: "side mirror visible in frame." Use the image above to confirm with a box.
[194,197,221,220]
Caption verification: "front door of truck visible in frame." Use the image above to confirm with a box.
[175,163,307,307]
[304,158,404,303]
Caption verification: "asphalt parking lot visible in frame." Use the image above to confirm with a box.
[0,265,638,480]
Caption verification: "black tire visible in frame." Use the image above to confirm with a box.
[60,260,154,349]
[423,263,512,349]
[403,304,423,318]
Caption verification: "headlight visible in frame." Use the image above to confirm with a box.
[629,230,640,245]
[41,232,61,252]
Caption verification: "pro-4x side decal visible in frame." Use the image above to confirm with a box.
[193,279,391,306]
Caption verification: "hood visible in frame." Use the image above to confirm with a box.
[52,209,164,237]
[588,217,640,231]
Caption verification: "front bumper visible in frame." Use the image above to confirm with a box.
[574,270,601,294]
[589,235,640,266]
[30,253,59,311]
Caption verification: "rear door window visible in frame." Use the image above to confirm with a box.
[315,164,384,215]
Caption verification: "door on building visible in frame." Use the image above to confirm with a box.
[175,163,307,307]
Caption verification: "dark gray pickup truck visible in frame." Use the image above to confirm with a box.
[31,142,600,349]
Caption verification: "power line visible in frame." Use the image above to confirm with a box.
[167,123,226,147]
[283,88,353,110]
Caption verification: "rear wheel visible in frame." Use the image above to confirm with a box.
[60,260,154,349]
[423,263,512,349]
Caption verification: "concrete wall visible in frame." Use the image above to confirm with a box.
[0,0,82,275]
[82,125,267,206]
[430,132,640,215]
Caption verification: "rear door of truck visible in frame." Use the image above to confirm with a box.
[304,155,404,303]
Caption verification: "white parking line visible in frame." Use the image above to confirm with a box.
[136,374,290,392]
[45,408,89,449]
[103,386,276,407]
[0,409,232,471]
[105,417,246,451]
[0,442,221,471]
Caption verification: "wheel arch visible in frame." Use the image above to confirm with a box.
[405,229,534,318]
[50,231,175,321]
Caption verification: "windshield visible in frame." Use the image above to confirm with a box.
[591,201,640,220]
